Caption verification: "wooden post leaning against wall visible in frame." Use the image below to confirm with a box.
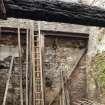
[29,26,33,105]
[40,29,45,105]
[37,21,45,105]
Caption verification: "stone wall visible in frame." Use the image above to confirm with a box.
[87,27,105,104]
[0,18,89,105]
[86,0,105,104]
[44,36,87,105]
[0,32,87,105]
[0,34,26,105]
[0,57,27,105]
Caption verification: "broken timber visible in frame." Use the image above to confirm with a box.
[1,0,105,27]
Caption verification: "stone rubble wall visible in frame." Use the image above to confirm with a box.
[0,18,89,105]
[0,34,26,105]
[44,36,87,105]
[85,0,105,104]
[0,56,27,105]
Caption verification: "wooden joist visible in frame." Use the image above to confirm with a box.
[2,0,105,27]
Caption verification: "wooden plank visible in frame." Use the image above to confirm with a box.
[31,21,36,105]
[29,28,33,105]
[2,56,14,105]
[17,27,24,105]
[2,0,105,27]
[26,29,29,105]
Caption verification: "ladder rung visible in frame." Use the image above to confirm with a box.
[34,99,43,101]
[34,43,39,45]
[35,72,41,74]
[34,41,39,43]
[35,71,41,73]
[35,67,40,68]
[34,36,39,38]
[33,52,40,53]
[33,58,40,60]
[32,52,40,54]
[35,78,41,80]
[34,46,39,48]
[35,76,41,78]
[35,77,41,81]
[33,57,40,58]
[35,70,41,72]
[34,58,40,59]
[34,41,39,42]
[35,73,41,75]
[35,77,41,79]
[35,86,41,88]
[35,85,41,87]
[34,98,43,102]
[35,79,41,81]
[35,53,40,54]
[34,35,38,36]
[34,92,41,93]
[35,66,40,67]
[35,83,41,85]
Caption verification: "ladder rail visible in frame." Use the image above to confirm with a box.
[31,22,36,105]
[38,21,44,105]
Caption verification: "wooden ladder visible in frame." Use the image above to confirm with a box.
[32,22,44,105]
